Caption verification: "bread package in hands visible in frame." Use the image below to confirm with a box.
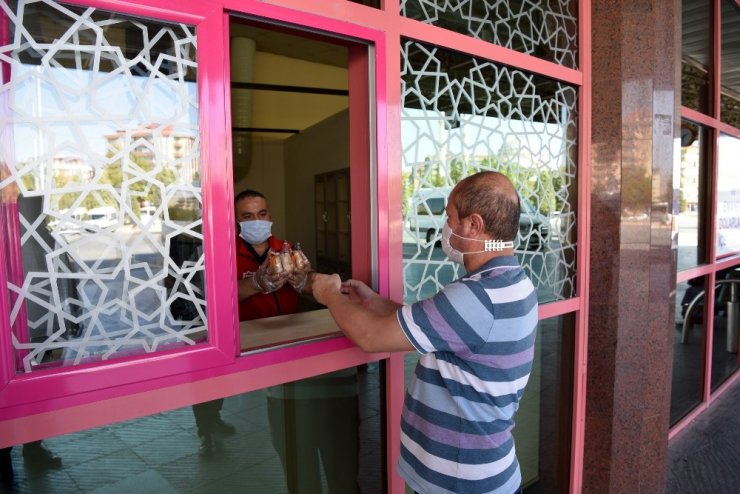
[291,242,310,272]
[267,249,285,275]
[279,241,295,274]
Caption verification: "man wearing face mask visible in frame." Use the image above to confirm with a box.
[193,189,313,456]
[234,189,312,320]
[312,171,538,494]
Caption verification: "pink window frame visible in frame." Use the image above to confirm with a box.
[0,0,239,415]
[670,0,740,439]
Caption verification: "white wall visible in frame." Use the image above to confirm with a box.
[231,48,348,243]
[284,109,349,265]
[234,139,287,240]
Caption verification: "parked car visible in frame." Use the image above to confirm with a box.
[85,206,118,229]
[406,187,550,250]
[48,207,87,235]
[406,187,450,243]
[517,197,550,250]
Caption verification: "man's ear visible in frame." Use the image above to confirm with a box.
[466,213,485,236]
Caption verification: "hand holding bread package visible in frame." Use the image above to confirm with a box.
[287,243,312,292]
[252,241,312,293]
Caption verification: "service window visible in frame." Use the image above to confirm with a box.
[227,17,372,353]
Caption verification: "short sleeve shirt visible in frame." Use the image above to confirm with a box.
[396,255,538,494]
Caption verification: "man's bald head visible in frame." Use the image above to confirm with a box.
[451,171,520,241]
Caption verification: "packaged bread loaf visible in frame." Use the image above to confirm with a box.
[267,249,285,274]
[291,242,310,271]
[279,241,295,273]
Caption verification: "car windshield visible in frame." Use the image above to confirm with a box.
[421,197,446,215]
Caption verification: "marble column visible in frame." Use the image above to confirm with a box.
[585,0,680,492]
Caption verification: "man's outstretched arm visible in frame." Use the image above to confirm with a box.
[313,274,414,353]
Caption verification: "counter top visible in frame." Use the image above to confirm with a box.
[239,309,342,351]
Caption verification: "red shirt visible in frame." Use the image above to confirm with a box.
[236,235,299,321]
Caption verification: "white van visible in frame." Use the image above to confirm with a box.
[406,187,452,243]
[51,207,88,234]
[86,206,118,229]
[406,187,550,249]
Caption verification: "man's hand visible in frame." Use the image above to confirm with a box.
[288,270,308,292]
[313,275,411,353]
[312,273,342,305]
[288,255,312,293]
[340,279,376,307]
[252,259,287,293]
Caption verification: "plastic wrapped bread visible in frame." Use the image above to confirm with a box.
[291,242,310,272]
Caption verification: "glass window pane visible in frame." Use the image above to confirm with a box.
[671,278,707,424]
[400,40,578,305]
[1,365,382,493]
[676,120,708,271]
[262,367,379,493]
[228,19,360,352]
[0,1,203,372]
[720,0,740,127]
[682,0,712,114]
[715,133,740,257]
[400,0,579,69]
[710,266,740,391]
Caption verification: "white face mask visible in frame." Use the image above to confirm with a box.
[239,220,272,245]
[440,222,514,265]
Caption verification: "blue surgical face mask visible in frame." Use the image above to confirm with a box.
[239,220,272,245]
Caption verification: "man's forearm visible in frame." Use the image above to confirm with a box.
[237,278,261,300]
[366,294,402,315]
[323,290,411,353]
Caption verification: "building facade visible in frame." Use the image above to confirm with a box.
[0,0,738,492]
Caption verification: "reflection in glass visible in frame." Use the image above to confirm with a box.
[671,278,706,424]
[266,367,375,493]
[400,40,578,305]
[681,0,711,113]
[720,0,740,127]
[400,0,579,69]
[676,120,707,271]
[0,1,203,372]
[715,133,740,257]
[710,267,740,391]
[0,365,383,493]
[402,316,575,493]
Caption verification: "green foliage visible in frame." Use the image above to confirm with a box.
[51,149,179,216]
[402,171,412,218]
[405,152,568,217]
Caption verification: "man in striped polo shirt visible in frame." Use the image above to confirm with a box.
[313,171,538,493]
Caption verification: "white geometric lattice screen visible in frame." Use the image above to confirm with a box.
[401,40,578,304]
[401,0,579,69]
[0,0,204,372]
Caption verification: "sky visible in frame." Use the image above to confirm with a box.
[9,63,198,164]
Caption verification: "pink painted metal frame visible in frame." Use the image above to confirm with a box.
[670,0,740,439]
[0,0,236,419]
[1,0,592,492]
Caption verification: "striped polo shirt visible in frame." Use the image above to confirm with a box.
[396,255,538,494]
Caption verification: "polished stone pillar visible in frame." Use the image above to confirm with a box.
[585,0,680,492]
